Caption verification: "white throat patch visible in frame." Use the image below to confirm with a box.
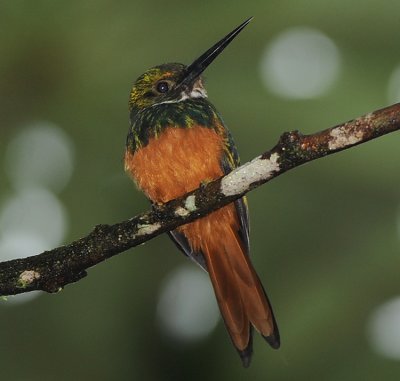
[153,87,208,107]
[190,87,207,98]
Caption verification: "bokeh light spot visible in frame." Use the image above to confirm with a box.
[387,65,400,104]
[367,296,400,360]
[5,122,74,193]
[0,187,68,252]
[157,265,220,343]
[260,27,341,99]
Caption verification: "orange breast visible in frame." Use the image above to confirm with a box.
[125,126,225,203]
[125,125,239,252]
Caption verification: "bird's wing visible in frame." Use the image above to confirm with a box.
[168,230,208,271]
[220,128,250,255]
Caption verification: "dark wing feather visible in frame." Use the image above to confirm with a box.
[168,230,208,271]
[233,197,250,254]
[220,140,250,255]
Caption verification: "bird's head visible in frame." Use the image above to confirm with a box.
[128,63,204,110]
[129,17,253,111]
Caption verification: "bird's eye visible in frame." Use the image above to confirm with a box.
[156,81,169,93]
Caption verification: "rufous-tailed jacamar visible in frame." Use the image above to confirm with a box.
[124,18,279,367]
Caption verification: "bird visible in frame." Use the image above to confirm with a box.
[124,17,279,367]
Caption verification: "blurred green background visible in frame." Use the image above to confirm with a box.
[1,1,400,380]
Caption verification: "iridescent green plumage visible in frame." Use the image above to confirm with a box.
[127,63,240,169]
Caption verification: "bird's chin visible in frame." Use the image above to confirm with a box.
[190,80,208,99]
[190,88,207,98]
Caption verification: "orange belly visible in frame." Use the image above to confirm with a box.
[124,125,238,252]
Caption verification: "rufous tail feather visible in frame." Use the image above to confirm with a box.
[203,226,279,367]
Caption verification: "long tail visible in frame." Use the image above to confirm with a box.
[203,225,280,367]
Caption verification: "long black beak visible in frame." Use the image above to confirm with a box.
[180,17,253,86]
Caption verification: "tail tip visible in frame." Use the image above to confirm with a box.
[263,332,280,349]
[238,347,252,368]
[237,331,253,368]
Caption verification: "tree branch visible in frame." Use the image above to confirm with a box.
[1,102,400,297]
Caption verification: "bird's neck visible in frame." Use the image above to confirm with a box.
[127,98,221,153]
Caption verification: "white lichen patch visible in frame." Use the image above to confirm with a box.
[136,222,161,236]
[220,153,281,196]
[18,270,41,287]
[184,195,197,212]
[328,125,364,150]
[174,195,197,217]
[175,206,189,217]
